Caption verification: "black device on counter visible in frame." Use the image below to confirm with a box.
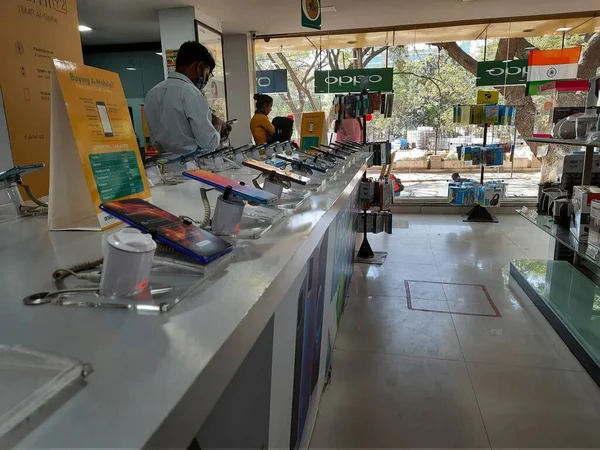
[99,198,233,264]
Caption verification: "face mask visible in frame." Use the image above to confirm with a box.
[195,64,208,91]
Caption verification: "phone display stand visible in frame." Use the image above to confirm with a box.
[278,189,311,211]
[262,177,285,197]
[197,155,240,173]
[37,253,233,314]
[0,184,22,224]
[0,345,91,445]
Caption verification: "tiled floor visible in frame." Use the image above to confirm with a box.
[310,214,600,449]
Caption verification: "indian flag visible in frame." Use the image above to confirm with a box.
[526,47,581,95]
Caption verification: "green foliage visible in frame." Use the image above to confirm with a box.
[381,45,476,138]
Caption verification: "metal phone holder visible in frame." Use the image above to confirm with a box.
[262,176,284,198]
[211,187,245,235]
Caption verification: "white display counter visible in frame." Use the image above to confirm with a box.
[0,156,368,448]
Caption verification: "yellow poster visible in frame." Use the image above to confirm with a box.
[0,0,83,197]
[300,111,326,150]
[141,104,158,157]
[477,90,499,105]
[49,59,151,231]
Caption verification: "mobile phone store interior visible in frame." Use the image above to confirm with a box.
[2,0,600,448]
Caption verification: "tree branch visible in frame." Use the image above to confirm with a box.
[434,42,477,74]
[396,71,443,99]
[276,52,317,111]
[362,46,388,68]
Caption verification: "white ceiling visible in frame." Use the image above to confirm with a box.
[77,0,600,46]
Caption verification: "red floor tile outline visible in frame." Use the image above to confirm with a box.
[404,280,502,318]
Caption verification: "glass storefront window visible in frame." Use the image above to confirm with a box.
[196,21,227,120]
[254,16,600,199]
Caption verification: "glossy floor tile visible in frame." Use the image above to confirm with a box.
[468,362,600,449]
[310,350,490,449]
[311,214,600,450]
[336,295,464,361]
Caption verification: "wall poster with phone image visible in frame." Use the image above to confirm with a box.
[48,59,151,230]
[290,231,328,450]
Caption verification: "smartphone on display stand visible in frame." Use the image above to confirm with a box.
[275,154,327,174]
[310,146,346,161]
[96,101,113,137]
[183,169,278,205]
[295,150,335,168]
[242,159,309,186]
[0,164,45,184]
[321,144,353,156]
[99,198,233,264]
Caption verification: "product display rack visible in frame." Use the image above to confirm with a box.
[463,122,497,223]
[452,104,518,223]
[511,136,600,387]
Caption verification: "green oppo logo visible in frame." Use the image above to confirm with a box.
[476,59,528,87]
[314,68,393,93]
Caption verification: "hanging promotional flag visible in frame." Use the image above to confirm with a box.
[526,47,581,95]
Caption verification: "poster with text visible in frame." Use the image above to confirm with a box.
[0,0,83,196]
[48,59,151,230]
[290,231,328,450]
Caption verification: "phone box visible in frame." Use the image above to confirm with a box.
[483,146,504,166]
[571,186,600,241]
[588,200,600,247]
[476,183,503,207]
[448,182,476,206]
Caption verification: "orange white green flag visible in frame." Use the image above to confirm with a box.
[526,47,582,95]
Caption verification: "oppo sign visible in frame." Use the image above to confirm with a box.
[315,68,393,93]
[256,69,288,94]
[324,74,383,88]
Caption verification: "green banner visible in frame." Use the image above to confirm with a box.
[476,59,528,87]
[314,68,393,93]
[301,0,321,30]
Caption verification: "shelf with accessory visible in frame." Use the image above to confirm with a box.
[449,104,518,223]
[509,75,600,387]
[355,160,395,265]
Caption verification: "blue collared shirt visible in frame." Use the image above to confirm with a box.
[144,72,220,155]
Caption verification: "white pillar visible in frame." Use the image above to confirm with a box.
[158,7,196,79]
[223,34,255,147]
[157,7,223,79]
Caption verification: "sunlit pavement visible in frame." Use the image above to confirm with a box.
[390,170,541,198]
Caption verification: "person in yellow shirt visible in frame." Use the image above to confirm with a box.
[250,94,276,145]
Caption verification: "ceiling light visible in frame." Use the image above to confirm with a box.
[321,6,337,13]
[556,27,572,32]
[78,25,92,32]
[125,67,136,71]
[156,52,163,56]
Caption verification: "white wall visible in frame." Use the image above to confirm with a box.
[222,34,255,147]
[158,7,197,78]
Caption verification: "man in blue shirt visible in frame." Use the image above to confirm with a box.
[145,41,226,155]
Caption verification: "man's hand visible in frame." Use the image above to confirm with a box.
[212,114,224,133]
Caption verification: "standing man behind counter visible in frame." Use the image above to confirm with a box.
[145,41,227,155]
